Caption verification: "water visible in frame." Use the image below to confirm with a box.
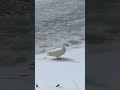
[35,0,85,54]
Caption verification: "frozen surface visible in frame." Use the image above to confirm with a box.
[35,0,85,89]
[35,0,85,54]
[35,47,85,90]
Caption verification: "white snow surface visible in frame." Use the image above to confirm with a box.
[35,46,85,90]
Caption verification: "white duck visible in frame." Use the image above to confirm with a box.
[47,43,69,59]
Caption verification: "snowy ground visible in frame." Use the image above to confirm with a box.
[35,46,85,90]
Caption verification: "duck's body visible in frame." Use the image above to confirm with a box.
[47,43,69,59]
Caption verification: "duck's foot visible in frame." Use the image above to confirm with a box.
[57,57,61,59]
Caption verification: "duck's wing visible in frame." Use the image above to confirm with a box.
[47,48,62,56]
[50,48,62,52]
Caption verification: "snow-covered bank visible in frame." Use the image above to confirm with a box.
[35,47,85,90]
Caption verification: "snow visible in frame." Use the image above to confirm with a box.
[35,46,85,90]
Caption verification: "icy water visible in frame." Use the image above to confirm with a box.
[35,0,85,54]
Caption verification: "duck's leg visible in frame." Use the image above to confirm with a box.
[57,56,61,59]
[59,56,61,59]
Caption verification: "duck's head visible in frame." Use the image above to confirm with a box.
[62,43,69,47]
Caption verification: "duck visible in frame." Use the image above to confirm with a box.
[47,43,69,59]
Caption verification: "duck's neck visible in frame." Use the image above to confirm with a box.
[62,46,66,50]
